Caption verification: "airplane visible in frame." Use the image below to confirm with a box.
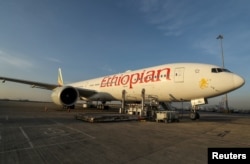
[0,63,245,120]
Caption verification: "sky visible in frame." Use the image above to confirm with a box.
[0,0,249,109]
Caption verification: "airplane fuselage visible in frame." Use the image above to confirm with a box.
[69,63,244,102]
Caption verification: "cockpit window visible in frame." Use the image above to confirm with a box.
[211,68,231,73]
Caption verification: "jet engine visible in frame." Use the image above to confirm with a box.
[51,86,79,106]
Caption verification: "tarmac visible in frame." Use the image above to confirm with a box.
[0,100,250,164]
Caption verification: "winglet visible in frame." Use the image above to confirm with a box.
[58,68,64,86]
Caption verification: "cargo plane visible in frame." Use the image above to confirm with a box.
[0,63,245,120]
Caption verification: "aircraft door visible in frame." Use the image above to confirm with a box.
[174,67,184,83]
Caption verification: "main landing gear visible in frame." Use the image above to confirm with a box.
[190,106,200,120]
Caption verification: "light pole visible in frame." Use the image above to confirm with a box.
[216,34,229,113]
[216,35,225,67]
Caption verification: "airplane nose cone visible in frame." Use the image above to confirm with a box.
[233,74,245,88]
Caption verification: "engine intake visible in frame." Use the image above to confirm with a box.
[51,86,79,106]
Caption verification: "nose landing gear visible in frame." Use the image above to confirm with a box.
[190,106,200,120]
[190,111,200,120]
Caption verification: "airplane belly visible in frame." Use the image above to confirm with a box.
[98,84,159,101]
[155,82,209,101]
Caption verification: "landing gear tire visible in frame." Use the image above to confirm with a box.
[196,112,200,119]
[190,112,200,120]
[190,112,196,120]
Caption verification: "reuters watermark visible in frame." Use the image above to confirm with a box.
[208,148,249,164]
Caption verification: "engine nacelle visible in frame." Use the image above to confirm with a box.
[51,86,79,106]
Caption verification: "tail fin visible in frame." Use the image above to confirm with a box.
[58,68,64,86]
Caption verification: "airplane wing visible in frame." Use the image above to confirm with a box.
[76,87,97,98]
[0,76,98,98]
[0,76,58,90]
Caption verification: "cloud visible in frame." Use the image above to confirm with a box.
[101,64,116,73]
[136,0,192,36]
[45,57,63,63]
[135,0,242,38]
[0,50,34,69]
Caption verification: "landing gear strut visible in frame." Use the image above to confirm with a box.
[190,106,200,120]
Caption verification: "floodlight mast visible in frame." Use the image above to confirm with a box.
[217,34,229,113]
